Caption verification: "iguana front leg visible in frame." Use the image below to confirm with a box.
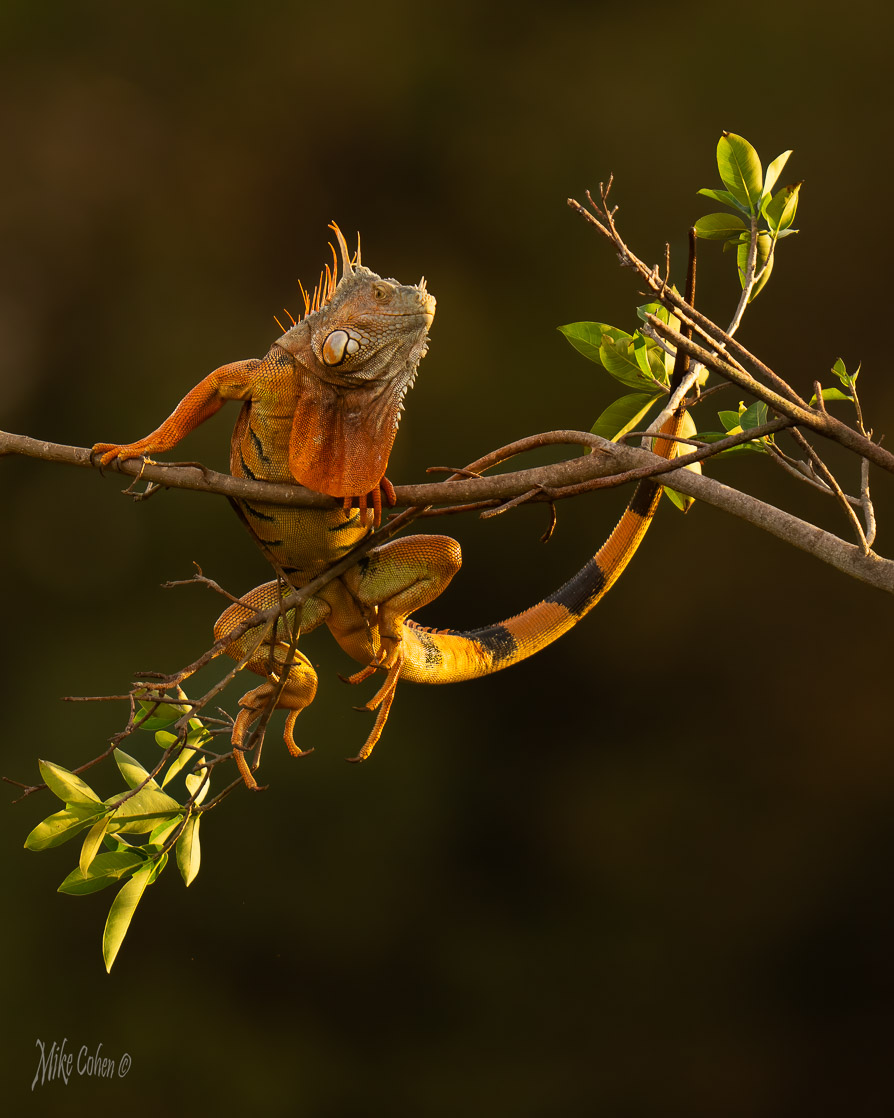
[92,359,258,466]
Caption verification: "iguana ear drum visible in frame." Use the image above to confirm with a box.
[322,329,361,366]
[322,330,350,365]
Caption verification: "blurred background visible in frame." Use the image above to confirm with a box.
[3,1,894,1114]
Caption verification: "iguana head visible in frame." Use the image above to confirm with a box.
[275,224,436,499]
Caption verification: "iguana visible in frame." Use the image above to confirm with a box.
[94,226,686,786]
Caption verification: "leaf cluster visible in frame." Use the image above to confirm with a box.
[694,132,801,300]
[557,133,810,482]
[558,303,684,444]
[24,699,211,972]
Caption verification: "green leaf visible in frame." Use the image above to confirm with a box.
[185,760,210,805]
[58,850,146,896]
[717,133,763,213]
[161,747,196,788]
[160,727,211,789]
[830,358,859,389]
[24,803,107,851]
[133,694,189,732]
[148,815,184,846]
[636,301,681,334]
[114,748,160,792]
[831,358,849,384]
[663,487,691,512]
[764,182,801,233]
[103,865,153,972]
[740,402,768,430]
[762,150,793,199]
[718,410,741,432]
[697,187,750,213]
[38,760,101,806]
[106,785,182,834]
[176,814,202,887]
[599,336,654,389]
[630,334,668,384]
[809,386,853,406]
[695,431,767,457]
[147,852,168,884]
[558,322,632,366]
[590,392,663,442]
[79,816,110,876]
[694,213,748,241]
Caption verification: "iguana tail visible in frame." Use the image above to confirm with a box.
[399,418,684,685]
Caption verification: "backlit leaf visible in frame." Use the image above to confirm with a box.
[762,150,793,199]
[558,322,632,366]
[114,748,160,792]
[717,133,763,213]
[58,850,146,896]
[102,865,153,972]
[176,814,202,887]
[79,816,110,876]
[590,392,663,442]
[24,803,107,851]
[38,760,101,807]
[697,187,750,213]
[694,213,748,241]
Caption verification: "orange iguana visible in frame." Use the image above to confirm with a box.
[94,226,686,786]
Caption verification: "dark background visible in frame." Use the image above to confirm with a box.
[3,2,894,1115]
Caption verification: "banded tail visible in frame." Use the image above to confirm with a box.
[398,419,684,685]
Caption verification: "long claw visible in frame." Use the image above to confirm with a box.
[284,710,314,758]
[345,647,403,762]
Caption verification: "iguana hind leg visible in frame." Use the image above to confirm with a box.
[214,583,328,786]
[333,534,462,761]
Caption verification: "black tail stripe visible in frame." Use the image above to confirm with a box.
[544,557,607,617]
[464,623,517,664]
[628,478,661,519]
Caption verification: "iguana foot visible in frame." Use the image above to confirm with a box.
[91,440,158,468]
[345,646,404,763]
[231,672,317,789]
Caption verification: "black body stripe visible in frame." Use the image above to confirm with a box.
[249,425,271,464]
[465,623,518,664]
[254,537,284,548]
[329,513,360,532]
[239,453,258,481]
[544,557,607,617]
[241,501,276,523]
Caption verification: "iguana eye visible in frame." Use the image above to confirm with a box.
[373,284,392,302]
[322,330,350,365]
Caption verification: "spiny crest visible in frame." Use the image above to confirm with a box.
[277,222,363,330]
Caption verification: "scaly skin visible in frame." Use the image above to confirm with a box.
[94,227,683,782]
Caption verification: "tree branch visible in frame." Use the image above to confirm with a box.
[4,425,893,594]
